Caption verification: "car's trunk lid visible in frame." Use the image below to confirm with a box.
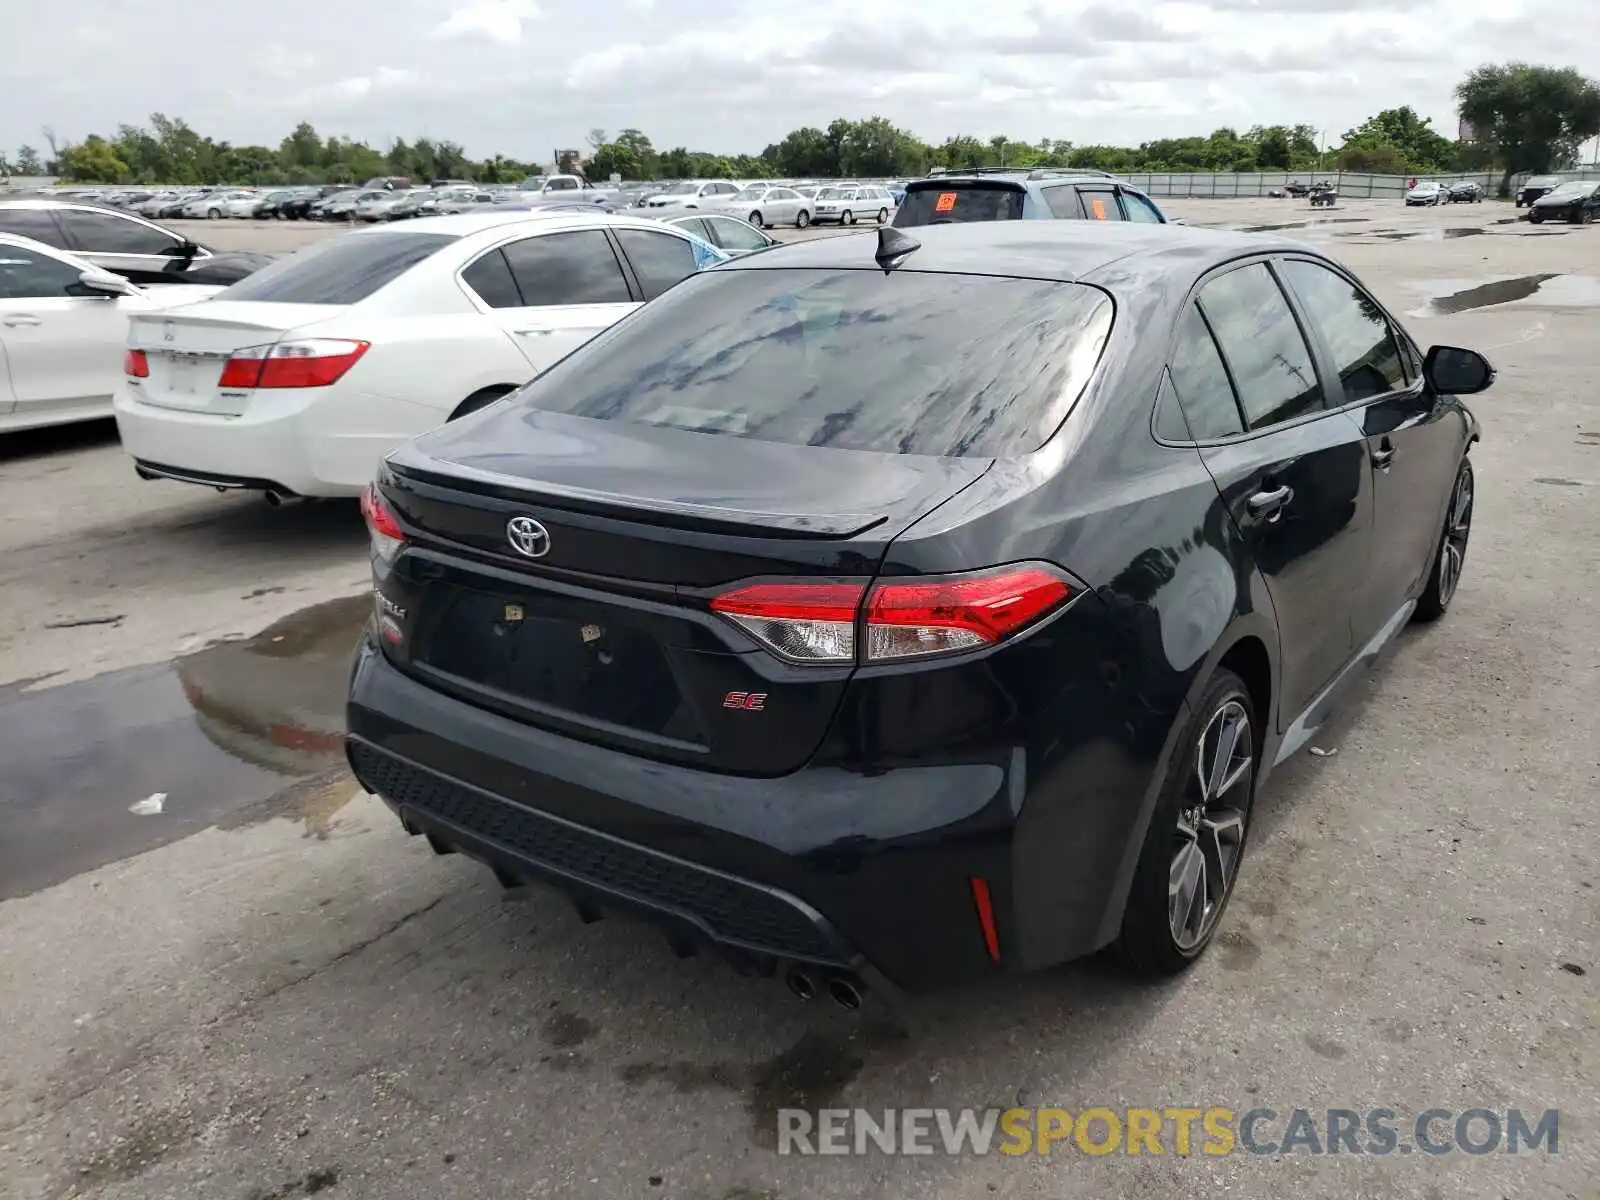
[125,301,344,415]
[377,410,990,775]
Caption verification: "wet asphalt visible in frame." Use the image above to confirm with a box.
[1,196,1596,1199]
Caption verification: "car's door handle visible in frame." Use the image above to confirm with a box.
[2,314,42,327]
[1247,484,1294,518]
[1372,447,1395,469]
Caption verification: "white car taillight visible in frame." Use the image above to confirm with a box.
[216,339,370,389]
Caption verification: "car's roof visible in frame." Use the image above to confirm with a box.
[719,221,1313,284]
[376,210,692,238]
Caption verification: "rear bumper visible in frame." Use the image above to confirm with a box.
[345,634,1107,993]
[113,385,436,498]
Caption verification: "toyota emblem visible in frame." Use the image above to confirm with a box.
[506,516,551,559]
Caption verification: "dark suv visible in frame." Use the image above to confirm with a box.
[894,169,1168,227]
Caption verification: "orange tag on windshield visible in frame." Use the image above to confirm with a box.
[934,192,957,213]
[1090,197,1107,220]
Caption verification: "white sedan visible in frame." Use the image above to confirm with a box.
[181,190,257,220]
[114,211,730,500]
[0,234,220,435]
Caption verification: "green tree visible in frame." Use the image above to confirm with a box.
[587,142,643,181]
[59,135,130,182]
[769,127,832,176]
[1339,107,1455,173]
[14,145,43,175]
[1456,63,1600,193]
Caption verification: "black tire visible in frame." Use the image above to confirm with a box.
[1414,458,1473,622]
[206,208,221,220]
[1114,669,1257,976]
[748,211,763,228]
[795,209,810,228]
[843,210,855,225]
[1531,211,1544,224]
[876,207,889,223]
[449,386,516,421]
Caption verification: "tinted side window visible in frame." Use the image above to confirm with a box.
[1278,259,1406,403]
[56,210,180,254]
[461,248,523,309]
[1079,189,1124,221]
[1120,191,1164,223]
[0,208,68,248]
[1198,263,1324,429]
[502,230,631,306]
[0,245,81,298]
[707,217,767,251]
[613,229,697,300]
[1042,187,1084,218]
[671,217,712,241]
[219,231,457,303]
[1166,305,1245,440]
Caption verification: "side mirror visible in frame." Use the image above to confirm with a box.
[75,270,137,298]
[1167,217,1188,225]
[160,241,200,259]
[1423,345,1495,395]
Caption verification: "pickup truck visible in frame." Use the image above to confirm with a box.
[515,174,617,204]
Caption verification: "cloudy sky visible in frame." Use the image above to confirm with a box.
[3,0,1595,161]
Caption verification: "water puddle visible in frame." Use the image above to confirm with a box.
[0,594,370,900]
[1236,217,1368,233]
[1402,273,1600,316]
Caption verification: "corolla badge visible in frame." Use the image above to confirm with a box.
[506,515,551,559]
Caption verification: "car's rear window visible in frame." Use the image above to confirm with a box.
[216,232,457,304]
[894,183,1026,226]
[520,267,1113,458]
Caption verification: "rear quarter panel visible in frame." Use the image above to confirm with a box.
[854,264,1282,962]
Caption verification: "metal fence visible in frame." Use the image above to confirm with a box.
[1120,167,1600,199]
[1119,172,1502,200]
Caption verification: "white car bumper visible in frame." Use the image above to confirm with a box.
[114,384,442,498]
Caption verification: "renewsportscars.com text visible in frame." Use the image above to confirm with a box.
[777,1107,1560,1157]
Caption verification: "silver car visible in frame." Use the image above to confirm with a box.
[641,180,741,210]
[810,185,895,225]
[703,185,812,229]
[660,213,777,255]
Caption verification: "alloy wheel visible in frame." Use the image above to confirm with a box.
[1169,699,1252,951]
[1438,465,1473,607]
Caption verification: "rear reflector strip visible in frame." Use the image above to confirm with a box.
[969,876,1002,963]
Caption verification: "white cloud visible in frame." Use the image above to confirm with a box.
[433,0,541,43]
[3,0,1597,161]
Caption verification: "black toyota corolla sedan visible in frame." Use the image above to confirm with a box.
[347,221,1491,1002]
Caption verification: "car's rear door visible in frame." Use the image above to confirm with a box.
[459,228,640,374]
[1077,185,1125,222]
[1171,259,1376,724]
[1276,255,1463,636]
[52,205,192,283]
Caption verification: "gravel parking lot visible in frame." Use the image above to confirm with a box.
[1,197,1595,1200]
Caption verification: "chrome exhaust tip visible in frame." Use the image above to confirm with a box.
[826,976,864,1011]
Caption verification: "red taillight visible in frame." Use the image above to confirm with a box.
[218,339,370,389]
[709,564,1075,664]
[864,565,1074,661]
[124,349,149,378]
[709,581,865,663]
[360,483,404,562]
